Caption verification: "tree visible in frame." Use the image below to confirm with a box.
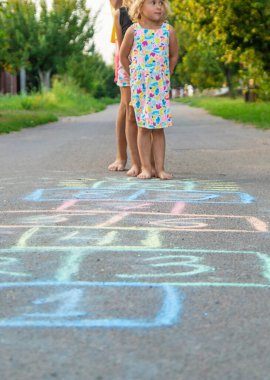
[170,0,227,91]
[0,1,7,67]
[0,0,37,73]
[0,0,96,90]
[67,53,118,98]
[170,0,270,98]
[31,0,95,89]
[0,1,6,58]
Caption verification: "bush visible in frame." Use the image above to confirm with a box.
[67,53,118,98]
[21,92,57,110]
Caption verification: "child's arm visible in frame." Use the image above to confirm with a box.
[169,26,179,76]
[114,9,123,46]
[110,0,122,10]
[119,26,134,76]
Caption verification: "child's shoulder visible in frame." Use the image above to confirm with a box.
[124,23,135,39]
[162,22,176,36]
[162,22,173,29]
[168,24,177,38]
[114,8,120,19]
[127,23,137,32]
[167,23,175,32]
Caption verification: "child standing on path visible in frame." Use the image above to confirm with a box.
[109,0,141,176]
[120,0,179,179]
[108,0,128,172]
[114,0,142,177]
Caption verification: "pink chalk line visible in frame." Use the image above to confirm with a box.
[171,202,185,215]
[56,199,78,211]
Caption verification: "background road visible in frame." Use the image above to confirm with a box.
[0,103,270,380]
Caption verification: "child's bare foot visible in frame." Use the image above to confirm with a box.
[127,164,140,177]
[158,171,173,180]
[108,160,126,171]
[137,169,152,179]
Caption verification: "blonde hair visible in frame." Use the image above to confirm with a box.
[129,0,171,22]
[122,0,133,8]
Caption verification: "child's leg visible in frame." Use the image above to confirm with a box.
[152,129,173,180]
[150,135,156,177]
[137,127,152,179]
[126,98,141,177]
[108,87,127,171]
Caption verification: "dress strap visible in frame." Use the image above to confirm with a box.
[163,22,170,31]
[132,23,139,31]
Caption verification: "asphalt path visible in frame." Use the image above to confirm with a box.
[0,102,270,380]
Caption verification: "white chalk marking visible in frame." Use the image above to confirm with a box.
[246,217,268,232]
[142,231,161,248]
[16,227,40,247]
[60,231,79,241]
[55,251,86,282]
[0,257,31,278]
[98,231,118,246]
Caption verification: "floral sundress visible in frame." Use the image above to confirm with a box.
[129,22,172,129]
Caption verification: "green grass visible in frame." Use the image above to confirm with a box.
[0,79,117,134]
[176,97,270,130]
[0,111,58,134]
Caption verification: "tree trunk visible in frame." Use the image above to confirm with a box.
[225,67,234,98]
[20,67,27,95]
[38,69,52,91]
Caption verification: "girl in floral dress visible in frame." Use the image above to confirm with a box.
[120,0,179,179]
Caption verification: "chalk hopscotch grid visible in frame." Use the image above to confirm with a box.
[0,178,267,328]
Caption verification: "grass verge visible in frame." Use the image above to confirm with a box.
[0,79,118,134]
[176,97,270,130]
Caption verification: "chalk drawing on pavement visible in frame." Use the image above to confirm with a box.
[57,178,241,192]
[0,247,270,287]
[0,177,265,329]
[0,283,184,328]
[0,211,267,233]
[24,187,254,204]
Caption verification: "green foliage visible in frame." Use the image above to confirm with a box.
[0,0,119,99]
[176,41,225,89]
[0,78,116,133]
[0,0,97,90]
[0,0,37,72]
[33,0,95,75]
[66,54,119,98]
[0,110,57,133]
[170,1,226,91]
[170,0,270,99]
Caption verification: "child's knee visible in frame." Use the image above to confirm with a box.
[128,106,136,123]
[119,100,126,111]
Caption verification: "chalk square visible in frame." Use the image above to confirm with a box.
[0,283,183,328]
[0,248,269,287]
